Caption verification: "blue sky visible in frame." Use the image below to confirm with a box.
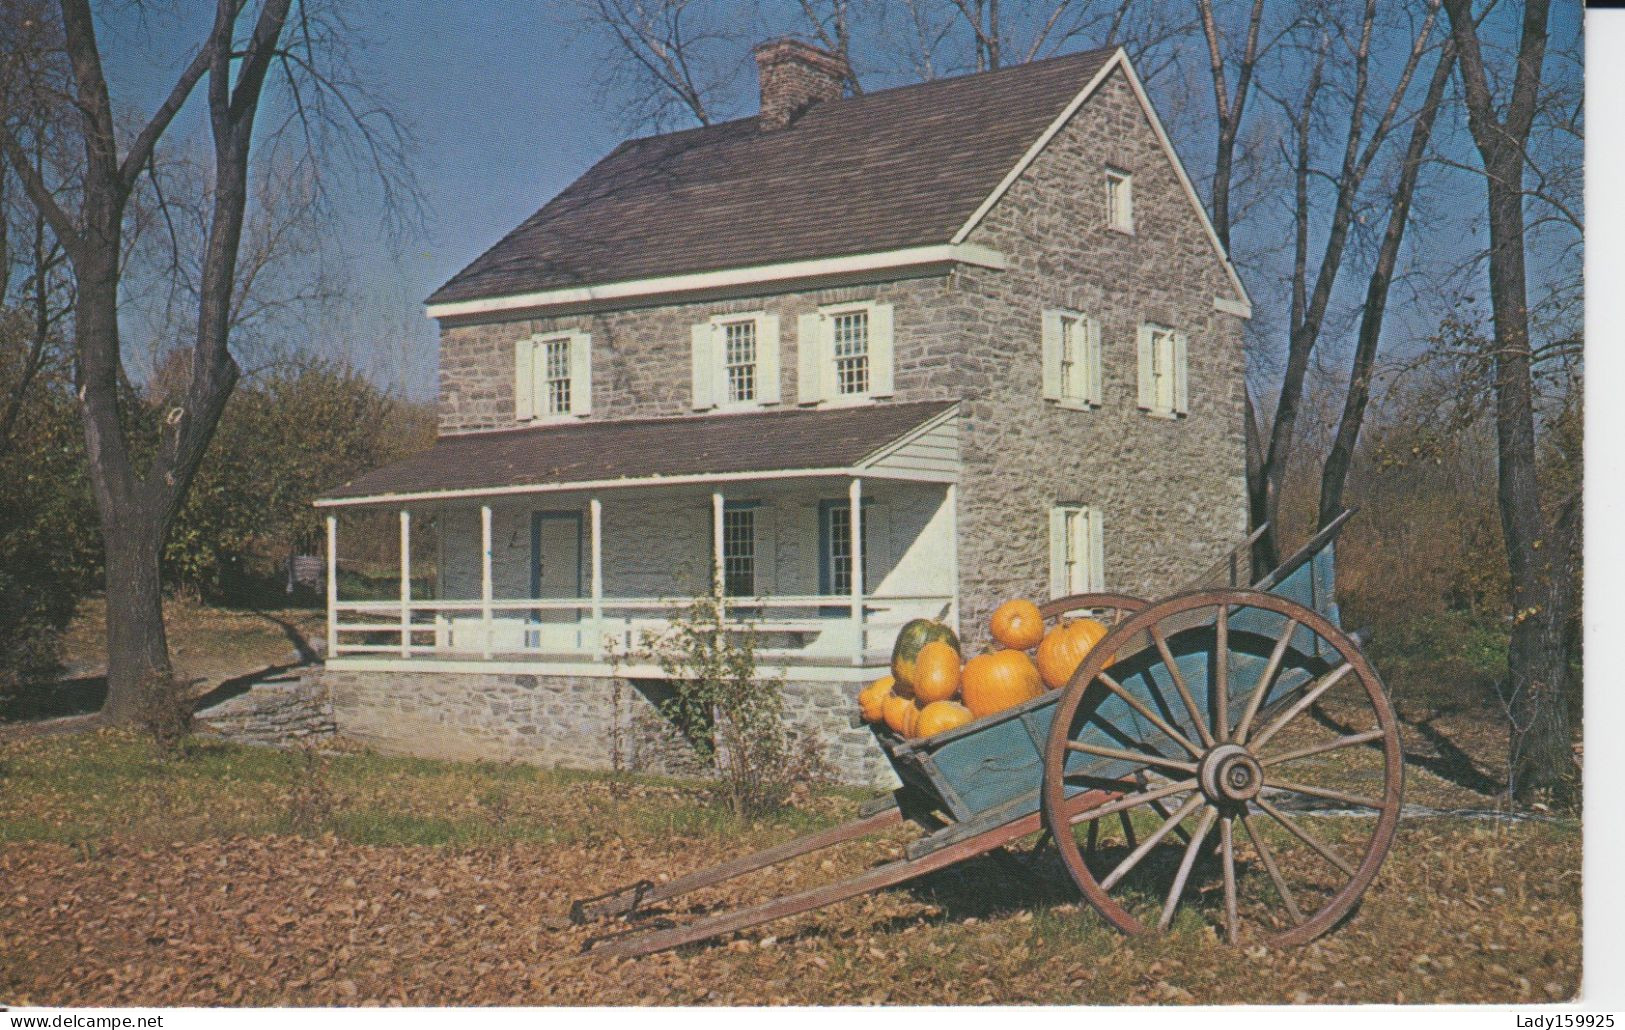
[99,1,1584,403]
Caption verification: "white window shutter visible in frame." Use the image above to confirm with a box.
[1136,325,1155,410]
[1085,318,1104,406]
[1040,309,1062,401]
[570,331,592,416]
[690,323,715,410]
[868,303,895,397]
[861,502,890,589]
[1173,331,1190,415]
[514,338,535,421]
[754,507,777,594]
[1048,508,1069,600]
[797,313,823,404]
[758,315,782,404]
[1087,507,1105,590]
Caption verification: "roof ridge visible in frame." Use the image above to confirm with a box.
[433,398,960,444]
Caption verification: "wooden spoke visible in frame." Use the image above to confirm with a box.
[1065,740,1198,774]
[1119,810,1139,850]
[1220,816,1239,945]
[1214,604,1230,741]
[1157,806,1218,931]
[1261,728,1386,768]
[1150,626,1215,749]
[1100,793,1204,891]
[1255,797,1357,878]
[1239,810,1303,926]
[1066,777,1199,826]
[1266,778,1385,810]
[1247,663,1355,751]
[1085,818,1099,854]
[1235,617,1299,743]
[1097,670,1203,758]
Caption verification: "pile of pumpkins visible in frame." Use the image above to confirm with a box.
[859,599,1111,740]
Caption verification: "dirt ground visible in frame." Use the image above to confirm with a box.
[0,729,1581,1007]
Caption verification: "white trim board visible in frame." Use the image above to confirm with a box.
[425,244,1007,320]
[324,657,887,682]
[315,460,958,509]
[949,48,1253,320]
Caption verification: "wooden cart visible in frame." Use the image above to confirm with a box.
[569,511,1403,955]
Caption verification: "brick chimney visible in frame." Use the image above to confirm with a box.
[753,38,849,131]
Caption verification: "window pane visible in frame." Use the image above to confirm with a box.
[832,311,869,395]
[1060,317,1078,400]
[544,338,571,415]
[723,320,757,403]
[723,507,755,597]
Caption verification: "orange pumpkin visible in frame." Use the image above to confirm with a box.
[858,675,895,723]
[1036,618,1110,690]
[961,649,1043,718]
[883,694,920,737]
[990,599,1045,650]
[911,640,962,704]
[916,700,974,738]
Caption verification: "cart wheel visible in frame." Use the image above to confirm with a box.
[1038,592,1146,626]
[1039,589,1403,947]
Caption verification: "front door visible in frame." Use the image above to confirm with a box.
[529,512,582,650]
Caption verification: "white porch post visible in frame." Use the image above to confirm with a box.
[849,477,864,665]
[945,482,960,635]
[399,509,412,658]
[325,514,338,659]
[589,496,604,657]
[480,504,494,659]
[712,490,726,621]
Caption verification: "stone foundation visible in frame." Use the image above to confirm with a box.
[194,675,336,748]
[316,666,898,789]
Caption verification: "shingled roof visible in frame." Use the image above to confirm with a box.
[317,400,959,504]
[427,48,1118,307]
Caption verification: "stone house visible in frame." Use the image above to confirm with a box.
[314,39,1253,785]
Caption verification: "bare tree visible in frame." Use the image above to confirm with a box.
[1441,0,1574,804]
[568,0,744,130]
[1249,0,1441,567]
[0,0,414,732]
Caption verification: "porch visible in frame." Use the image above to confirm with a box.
[314,401,962,673]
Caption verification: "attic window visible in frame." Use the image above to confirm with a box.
[1106,168,1134,234]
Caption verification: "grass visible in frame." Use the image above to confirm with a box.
[0,727,1582,1006]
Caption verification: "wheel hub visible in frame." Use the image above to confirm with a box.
[1199,743,1263,804]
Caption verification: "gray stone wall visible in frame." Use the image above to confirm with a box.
[320,667,897,789]
[437,278,968,435]
[194,677,337,748]
[950,65,1249,646]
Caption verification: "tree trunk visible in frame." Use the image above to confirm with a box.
[101,515,175,724]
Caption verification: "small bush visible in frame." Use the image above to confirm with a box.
[624,595,827,818]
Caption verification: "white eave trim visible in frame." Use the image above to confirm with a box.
[949,48,1253,319]
[315,460,958,509]
[425,243,1008,320]
[1213,296,1252,319]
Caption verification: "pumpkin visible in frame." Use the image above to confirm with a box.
[961,649,1043,718]
[883,694,920,737]
[916,700,974,738]
[990,599,1045,650]
[858,675,895,723]
[911,641,962,704]
[1036,618,1111,690]
[890,619,960,691]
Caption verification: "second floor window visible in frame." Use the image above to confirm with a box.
[516,331,592,421]
[543,337,572,415]
[691,313,781,410]
[1042,309,1102,407]
[831,310,869,396]
[723,319,758,403]
[797,302,895,405]
[1136,324,1188,417]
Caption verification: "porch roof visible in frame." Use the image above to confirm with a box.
[316,399,959,507]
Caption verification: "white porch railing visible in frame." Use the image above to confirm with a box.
[328,594,953,666]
